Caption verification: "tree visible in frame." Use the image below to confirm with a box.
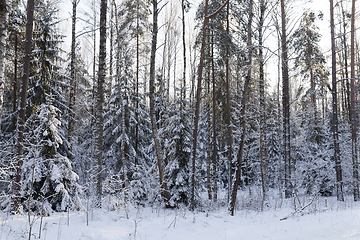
[94,0,107,208]
[350,0,359,201]
[149,0,168,202]
[291,10,325,121]
[0,0,7,133]
[330,0,344,201]
[258,0,269,203]
[281,0,291,198]
[68,0,78,162]
[11,0,35,214]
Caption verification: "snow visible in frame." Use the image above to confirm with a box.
[1,196,360,240]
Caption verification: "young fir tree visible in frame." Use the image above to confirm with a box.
[104,2,152,204]
[18,0,81,212]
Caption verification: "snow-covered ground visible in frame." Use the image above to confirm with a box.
[1,195,360,240]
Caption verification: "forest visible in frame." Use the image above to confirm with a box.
[0,0,359,219]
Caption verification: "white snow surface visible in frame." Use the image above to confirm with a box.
[1,197,360,240]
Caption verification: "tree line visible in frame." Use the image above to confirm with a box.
[0,0,359,215]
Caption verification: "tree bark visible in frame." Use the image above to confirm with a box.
[340,1,351,121]
[190,0,209,211]
[0,0,7,133]
[211,31,218,202]
[13,34,18,131]
[225,2,233,203]
[258,0,268,202]
[330,0,344,202]
[12,0,35,213]
[350,0,359,201]
[149,0,168,201]
[68,0,77,161]
[181,0,186,101]
[229,0,253,216]
[281,0,291,199]
[135,0,140,166]
[94,0,107,208]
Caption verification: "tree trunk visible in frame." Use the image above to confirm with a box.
[211,31,218,202]
[229,0,253,216]
[341,1,351,121]
[258,0,268,202]
[149,0,168,201]
[12,0,35,213]
[350,0,359,201]
[281,0,291,199]
[330,0,344,202]
[225,2,233,203]
[0,0,7,133]
[190,0,210,211]
[68,0,77,162]
[94,0,107,208]
[13,34,18,131]
[135,0,140,166]
[206,69,212,200]
[181,0,186,101]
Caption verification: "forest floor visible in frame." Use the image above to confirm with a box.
[1,192,360,240]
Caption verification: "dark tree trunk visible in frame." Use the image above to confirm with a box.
[350,0,359,201]
[281,0,291,199]
[258,0,268,202]
[211,31,218,202]
[12,0,35,213]
[0,0,7,133]
[13,34,18,131]
[149,0,168,201]
[135,0,140,166]
[225,2,233,203]
[94,0,107,208]
[182,0,186,101]
[330,0,344,202]
[68,0,77,162]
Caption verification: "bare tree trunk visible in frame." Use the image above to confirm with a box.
[281,0,291,199]
[94,0,107,208]
[190,0,209,211]
[181,0,186,101]
[109,1,114,98]
[225,2,233,203]
[258,0,268,202]
[330,0,344,202]
[149,0,168,201]
[13,34,18,131]
[12,0,35,213]
[0,0,7,133]
[350,0,359,201]
[135,0,140,166]
[229,0,253,216]
[68,0,77,161]
[206,70,212,200]
[211,31,217,202]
